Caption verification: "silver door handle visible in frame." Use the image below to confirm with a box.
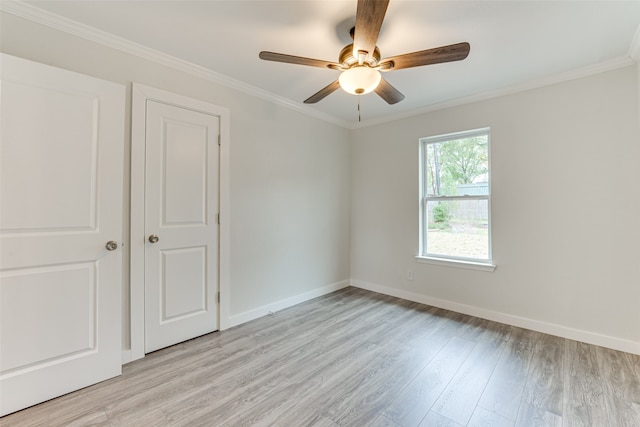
[105,241,118,251]
[148,235,159,244]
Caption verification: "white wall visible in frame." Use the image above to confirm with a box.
[351,65,640,352]
[0,12,351,349]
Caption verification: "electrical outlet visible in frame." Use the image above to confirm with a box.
[407,270,414,281]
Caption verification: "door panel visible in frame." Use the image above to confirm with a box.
[1,81,99,232]
[162,246,207,320]
[145,101,219,353]
[1,263,96,372]
[163,119,208,225]
[0,54,124,416]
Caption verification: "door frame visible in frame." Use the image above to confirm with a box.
[128,83,230,362]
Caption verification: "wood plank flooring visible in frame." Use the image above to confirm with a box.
[2,287,639,426]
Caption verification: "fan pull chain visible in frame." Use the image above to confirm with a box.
[358,95,361,122]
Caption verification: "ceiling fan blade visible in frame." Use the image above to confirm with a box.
[304,80,341,104]
[375,78,405,104]
[259,51,340,70]
[353,0,389,61]
[379,42,470,71]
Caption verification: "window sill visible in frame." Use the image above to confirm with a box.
[415,256,496,272]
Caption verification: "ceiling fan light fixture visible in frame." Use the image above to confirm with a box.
[259,1,470,106]
[338,66,381,95]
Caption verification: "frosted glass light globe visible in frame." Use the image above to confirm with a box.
[338,66,381,95]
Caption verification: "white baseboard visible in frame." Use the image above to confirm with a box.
[228,280,350,328]
[351,279,640,356]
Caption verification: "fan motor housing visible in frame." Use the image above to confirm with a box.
[339,43,381,68]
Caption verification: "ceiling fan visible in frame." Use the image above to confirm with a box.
[259,0,470,105]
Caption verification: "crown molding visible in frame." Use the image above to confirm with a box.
[352,55,635,129]
[629,23,640,62]
[0,1,352,129]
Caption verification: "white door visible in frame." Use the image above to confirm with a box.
[144,100,219,353]
[0,54,125,416]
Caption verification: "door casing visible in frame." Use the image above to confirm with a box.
[128,83,230,363]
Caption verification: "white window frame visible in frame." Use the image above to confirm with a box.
[417,128,495,271]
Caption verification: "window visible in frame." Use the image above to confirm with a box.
[419,128,493,268]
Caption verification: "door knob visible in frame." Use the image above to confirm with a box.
[105,241,118,251]
[148,235,160,244]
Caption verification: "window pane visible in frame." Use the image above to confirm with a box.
[425,135,489,197]
[426,199,489,260]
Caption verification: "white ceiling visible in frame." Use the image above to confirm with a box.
[20,1,640,126]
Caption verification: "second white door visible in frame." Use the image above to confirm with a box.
[144,100,220,353]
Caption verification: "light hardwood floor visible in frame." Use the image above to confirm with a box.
[2,287,639,426]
